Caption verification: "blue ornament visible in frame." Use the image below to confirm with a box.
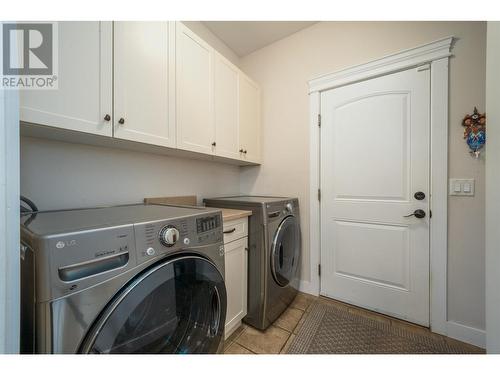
[466,129,486,152]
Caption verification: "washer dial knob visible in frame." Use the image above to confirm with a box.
[286,203,294,213]
[159,226,180,247]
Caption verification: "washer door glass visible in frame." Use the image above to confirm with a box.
[80,256,226,354]
[271,216,300,287]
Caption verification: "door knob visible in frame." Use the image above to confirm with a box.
[414,191,426,200]
[404,209,426,219]
[103,114,111,122]
[118,118,125,125]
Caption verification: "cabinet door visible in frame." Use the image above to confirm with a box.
[224,237,248,339]
[20,22,112,136]
[113,22,176,147]
[214,53,240,159]
[176,22,215,155]
[239,73,261,163]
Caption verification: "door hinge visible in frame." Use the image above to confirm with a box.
[318,264,321,276]
[318,113,321,127]
[430,209,432,218]
[317,188,321,201]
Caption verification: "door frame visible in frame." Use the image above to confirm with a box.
[0,84,20,352]
[306,37,454,335]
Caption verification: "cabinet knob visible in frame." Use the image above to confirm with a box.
[211,142,216,147]
[104,114,111,122]
[239,149,244,153]
[243,150,248,154]
[118,118,125,125]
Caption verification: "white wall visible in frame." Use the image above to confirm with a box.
[239,21,486,332]
[485,21,500,353]
[21,137,240,210]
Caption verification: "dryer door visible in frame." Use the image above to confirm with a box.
[79,255,226,354]
[271,215,301,287]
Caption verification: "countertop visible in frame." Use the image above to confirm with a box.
[217,207,252,222]
[143,196,251,222]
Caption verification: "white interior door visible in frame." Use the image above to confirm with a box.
[113,22,176,147]
[320,66,431,326]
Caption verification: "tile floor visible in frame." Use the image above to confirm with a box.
[223,292,485,354]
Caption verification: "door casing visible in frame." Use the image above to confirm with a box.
[306,37,454,335]
[0,70,20,353]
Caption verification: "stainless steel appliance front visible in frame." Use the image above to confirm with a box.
[21,204,226,354]
[204,196,301,330]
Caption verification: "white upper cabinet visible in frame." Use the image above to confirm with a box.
[20,22,113,137]
[176,22,215,155]
[214,53,240,159]
[20,21,261,165]
[239,73,261,163]
[113,22,176,147]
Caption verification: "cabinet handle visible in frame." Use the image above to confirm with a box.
[103,114,111,122]
[118,118,125,125]
[223,228,236,234]
[212,142,216,147]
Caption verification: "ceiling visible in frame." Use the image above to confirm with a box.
[202,21,317,57]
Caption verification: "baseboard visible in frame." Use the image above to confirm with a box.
[299,280,319,296]
[446,321,486,349]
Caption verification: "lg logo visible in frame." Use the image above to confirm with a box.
[3,23,53,75]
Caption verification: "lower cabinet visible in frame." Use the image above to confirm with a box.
[223,220,248,339]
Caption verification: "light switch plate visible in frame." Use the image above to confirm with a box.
[449,178,475,196]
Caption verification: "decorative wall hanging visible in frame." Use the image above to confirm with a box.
[462,107,486,158]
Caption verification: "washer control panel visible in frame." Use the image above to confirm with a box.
[135,212,223,265]
[159,226,180,247]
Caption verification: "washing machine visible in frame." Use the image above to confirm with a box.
[204,196,301,330]
[20,204,226,354]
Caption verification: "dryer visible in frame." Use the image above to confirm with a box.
[20,204,226,354]
[204,196,301,330]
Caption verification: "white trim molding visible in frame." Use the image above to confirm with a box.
[0,86,20,353]
[307,91,321,297]
[429,57,449,335]
[309,36,454,93]
[447,321,486,349]
[307,37,454,337]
